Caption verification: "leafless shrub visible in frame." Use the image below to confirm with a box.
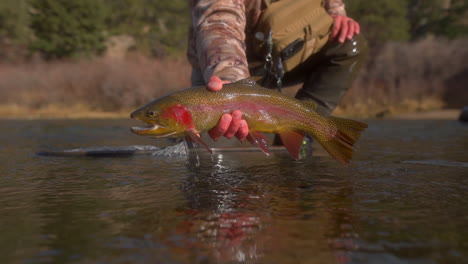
[339,37,468,116]
[0,54,191,113]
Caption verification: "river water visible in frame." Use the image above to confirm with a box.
[1,118,467,264]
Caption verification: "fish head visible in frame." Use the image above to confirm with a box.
[130,96,194,138]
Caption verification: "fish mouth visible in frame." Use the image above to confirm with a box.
[130,113,162,135]
[130,111,179,137]
[131,124,161,134]
[130,123,178,138]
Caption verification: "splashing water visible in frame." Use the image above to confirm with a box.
[37,142,190,157]
[65,145,161,153]
[152,141,189,157]
[182,139,201,166]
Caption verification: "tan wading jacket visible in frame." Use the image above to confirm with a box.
[188,0,346,84]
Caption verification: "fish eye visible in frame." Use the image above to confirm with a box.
[147,110,156,117]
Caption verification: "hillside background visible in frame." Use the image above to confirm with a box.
[0,0,467,118]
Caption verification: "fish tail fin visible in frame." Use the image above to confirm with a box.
[309,116,368,165]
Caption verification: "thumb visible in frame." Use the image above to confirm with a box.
[207,76,231,91]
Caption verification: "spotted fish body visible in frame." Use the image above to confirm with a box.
[130,79,367,165]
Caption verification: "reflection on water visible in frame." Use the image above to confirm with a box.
[0,119,467,263]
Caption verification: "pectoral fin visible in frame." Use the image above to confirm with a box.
[279,131,305,160]
[247,132,270,155]
[186,130,212,153]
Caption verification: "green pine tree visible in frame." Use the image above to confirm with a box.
[30,0,106,59]
[347,0,410,46]
[103,0,189,56]
[408,0,468,39]
[0,0,30,44]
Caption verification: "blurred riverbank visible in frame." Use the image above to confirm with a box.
[0,38,467,120]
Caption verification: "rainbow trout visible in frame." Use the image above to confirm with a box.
[130,79,367,165]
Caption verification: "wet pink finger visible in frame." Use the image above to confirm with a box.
[231,110,242,120]
[331,15,342,40]
[347,20,355,39]
[339,19,348,43]
[208,113,232,140]
[236,120,249,141]
[224,111,242,139]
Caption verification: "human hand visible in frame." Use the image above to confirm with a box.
[206,76,249,141]
[330,15,360,43]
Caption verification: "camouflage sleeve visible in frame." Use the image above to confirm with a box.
[324,0,347,16]
[188,0,250,84]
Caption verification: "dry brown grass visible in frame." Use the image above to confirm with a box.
[0,53,191,118]
[337,37,468,117]
[0,37,467,119]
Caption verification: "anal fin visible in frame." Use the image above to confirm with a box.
[246,132,270,155]
[279,131,305,160]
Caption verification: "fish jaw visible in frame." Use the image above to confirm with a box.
[130,123,179,138]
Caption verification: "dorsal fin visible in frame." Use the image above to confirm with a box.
[234,77,263,86]
[248,76,264,82]
[301,100,317,111]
